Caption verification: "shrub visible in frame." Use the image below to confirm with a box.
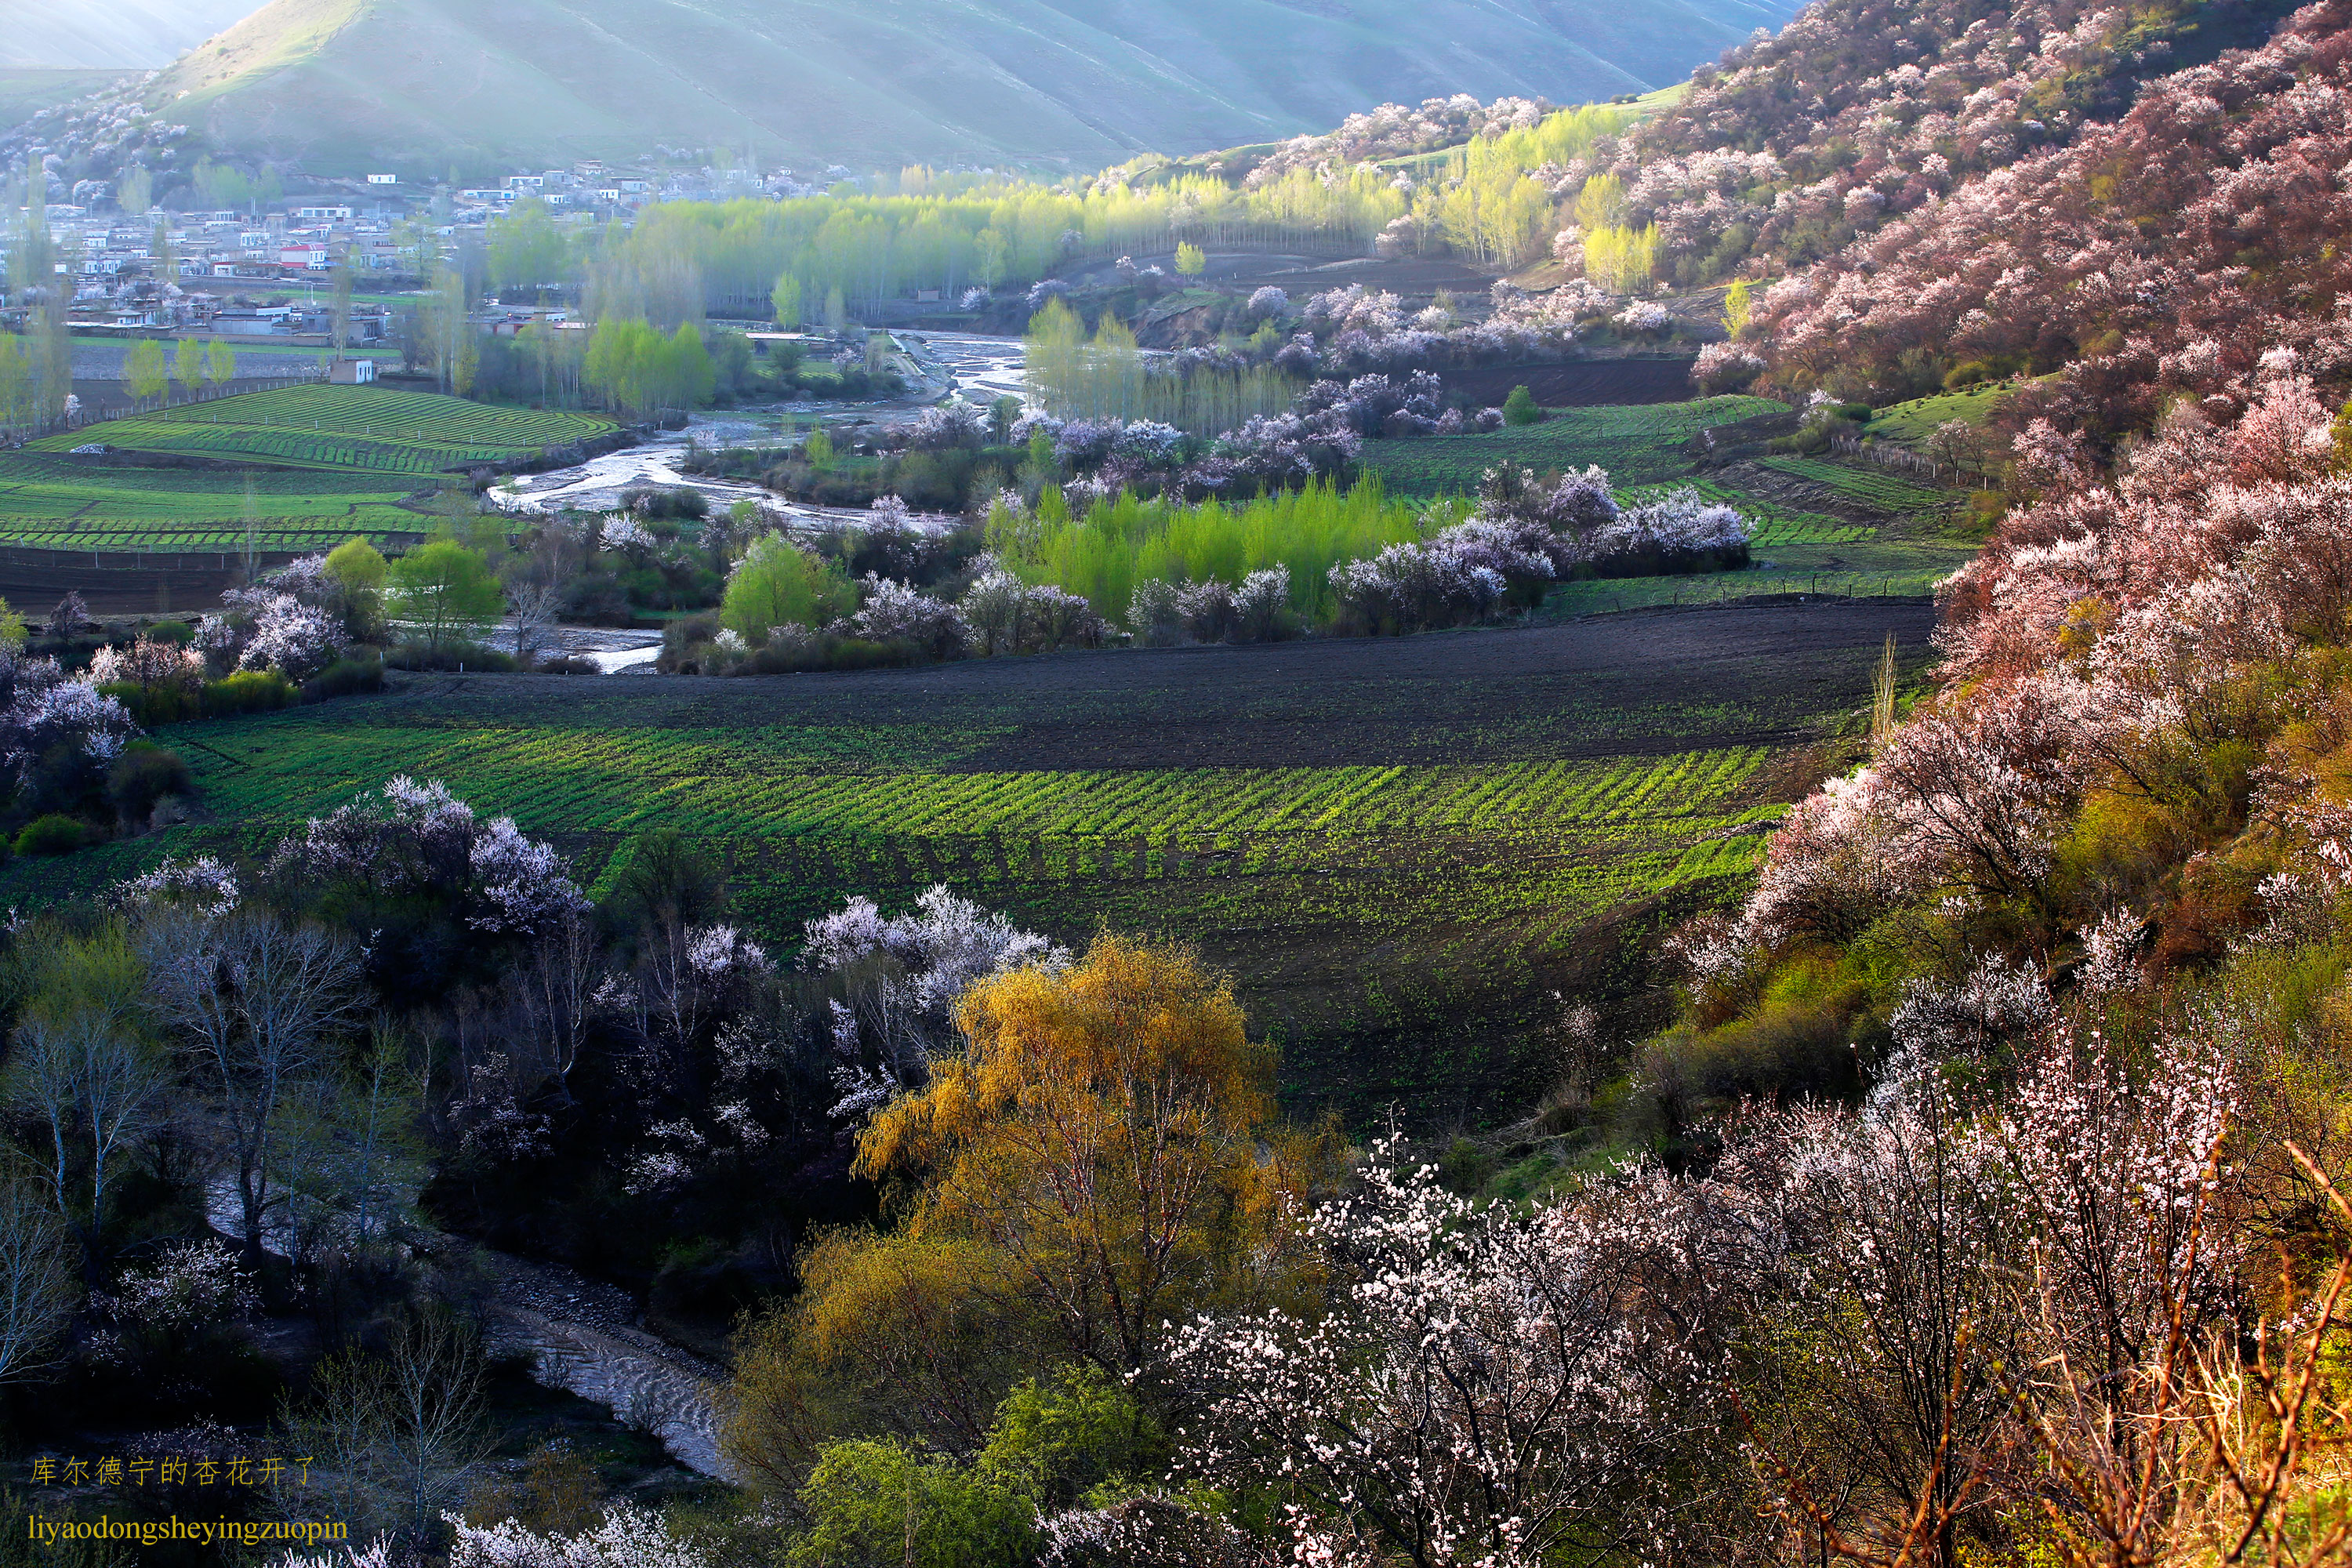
[201,670,298,717]
[1503,385,1541,426]
[301,659,387,703]
[96,681,198,727]
[383,644,518,673]
[14,815,85,856]
[107,742,191,824]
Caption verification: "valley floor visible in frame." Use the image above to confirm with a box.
[9,600,1930,1123]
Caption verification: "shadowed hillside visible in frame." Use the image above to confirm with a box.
[144,0,1797,175]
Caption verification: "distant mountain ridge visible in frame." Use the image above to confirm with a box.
[2,0,260,69]
[140,0,1798,176]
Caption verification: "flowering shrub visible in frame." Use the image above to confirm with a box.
[120,854,241,918]
[958,571,1114,655]
[842,575,967,659]
[238,596,344,680]
[1,675,136,786]
[1166,1144,1725,1568]
[100,1240,255,1335]
[445,1506,706,1568]
[804,884,1065,1108]
[270,776,589,935]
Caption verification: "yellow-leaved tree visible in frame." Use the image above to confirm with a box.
[723,935,1334,1493]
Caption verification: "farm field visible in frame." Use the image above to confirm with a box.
[1360,395,1785,494]
[0,602,1933,1122]
[1757,454,1951,513]
[27,386,616,474]
[1355,397,1974,619]
[0,385,615,555]
[0,453,423,552]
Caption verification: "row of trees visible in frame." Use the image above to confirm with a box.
[120,336,239,408]
[1,188,74,439]
[1022,302,1296,434]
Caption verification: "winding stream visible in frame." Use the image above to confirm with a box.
[208,1183,733,1479]
[497,332,1030,524]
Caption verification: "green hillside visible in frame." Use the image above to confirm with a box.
[147,0,1797,176]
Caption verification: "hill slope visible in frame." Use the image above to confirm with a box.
[146,0,1797,176]
[1,0,259,68]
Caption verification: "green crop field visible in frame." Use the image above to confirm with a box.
[0,453,425,552]
[0,386,613,555]
[1362,396,1785,496]
[1758,456,1952,513]
[28,387,615,476]
[0,607,1928,1120]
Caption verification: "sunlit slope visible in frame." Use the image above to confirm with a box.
[148,0,1795,174]
[2,0,260,68]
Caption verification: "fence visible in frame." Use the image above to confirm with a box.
[1829,429,1998,490]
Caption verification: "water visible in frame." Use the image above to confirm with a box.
[205,1181,731,1477]
[495,332,1029,525]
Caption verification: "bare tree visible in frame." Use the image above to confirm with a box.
[283,1308,493,1551]
[139,909,364,1263]
[0,1181,74,1385]
[4,1012,169,1279]
[505,583,561,664]
[515,903,602,1103]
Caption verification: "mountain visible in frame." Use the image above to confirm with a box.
[143,0,1797,177]
[1,0,260,69]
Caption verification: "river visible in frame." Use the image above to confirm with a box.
[495,331,1029,524]
[208,1182,733,1479]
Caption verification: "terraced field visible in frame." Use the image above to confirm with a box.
[0,454,422,551]
[0,386,615,555]
[3,602,1933,1120]
[27,387,615,474]
[1757,455,1951,513]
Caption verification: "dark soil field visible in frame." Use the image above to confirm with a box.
[5,601,1934,1125]
[1444,358,1700,408]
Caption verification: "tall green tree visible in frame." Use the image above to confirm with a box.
[173,336,204,400]
[488,198,570,302]
[720,535,855,643]
[387,537,503,650]
[125,339,169,405]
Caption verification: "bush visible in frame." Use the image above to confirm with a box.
[107,742,191,824]
[201,670,299,717]
[14,815,86,857]
[1502,384,1542,426]
[301,659,387,703]
[535,654,603,675]
[382,643,519,673]
[97,681,198,727]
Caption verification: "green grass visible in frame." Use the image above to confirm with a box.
[28,387,614,476]
[1862,386,2015,446]
[1363,396,1784,496]
[0,622,1906,1120]
[1755,456,1951,513]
